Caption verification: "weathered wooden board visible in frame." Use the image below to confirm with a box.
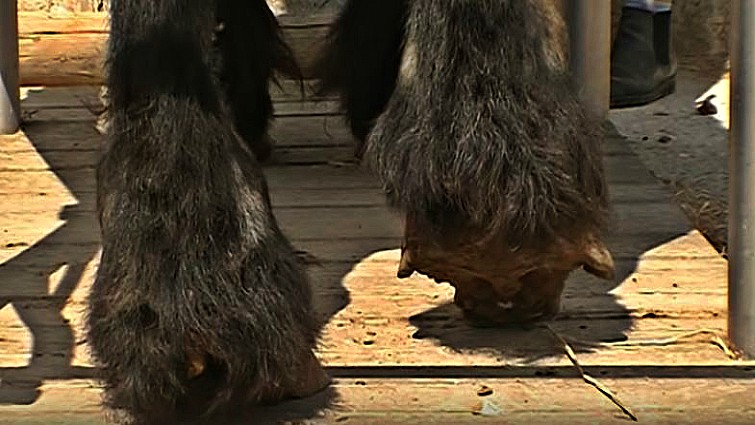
[17,11,334,86]
[0,377,753,424]
[17,81,335,109]
[0,181,692,214]
[4,103,655,182]
[0,123,735,375]
[0,83,745,424]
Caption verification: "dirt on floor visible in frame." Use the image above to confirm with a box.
[609,62,731,254]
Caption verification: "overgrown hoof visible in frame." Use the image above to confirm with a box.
[397,246,415,278]
[460,308,540,329]
[399,213,614,328]
[582,239,616,280]
[455,293,560,328]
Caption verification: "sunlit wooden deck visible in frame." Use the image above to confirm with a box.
[0,84,753,424]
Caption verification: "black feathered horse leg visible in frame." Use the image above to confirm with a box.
[215,0,303,162]
[88,1,328,424]
[321,0,616,326]
[312,0,408,160]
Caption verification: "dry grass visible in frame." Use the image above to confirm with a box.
[672,179,728,255]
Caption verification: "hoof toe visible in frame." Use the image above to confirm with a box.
[397,249,415,279]
[583,239,616,280]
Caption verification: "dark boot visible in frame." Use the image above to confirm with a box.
[653,10,677,82]
[610,7,676,108]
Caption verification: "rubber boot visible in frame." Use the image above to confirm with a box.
[610,7,676,108]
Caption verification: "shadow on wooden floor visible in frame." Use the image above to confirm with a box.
[0,89,721,424]
[0,98,102,404]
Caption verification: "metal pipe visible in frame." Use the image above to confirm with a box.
[728,0,755,360]
[566,0,611,119]
[0,0,20,134]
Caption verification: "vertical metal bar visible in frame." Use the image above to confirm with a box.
[566,0,611,119]
[728,0,755,360]
[0,0,20,134]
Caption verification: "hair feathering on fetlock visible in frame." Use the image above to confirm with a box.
[365,0,610,247]
[312,0,409,153]
[215,0,303,161]
[87,1,322,423]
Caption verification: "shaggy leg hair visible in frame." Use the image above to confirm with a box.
[215,0,301,162]
[319,0,616,325]
[86,1,328,424]
[312,0,409,159]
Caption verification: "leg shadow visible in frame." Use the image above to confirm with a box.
[0,88,102,405]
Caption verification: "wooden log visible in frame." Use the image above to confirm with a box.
[16,1,734,87]
[17,11,335,87]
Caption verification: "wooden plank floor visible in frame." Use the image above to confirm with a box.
[0,86,753,424]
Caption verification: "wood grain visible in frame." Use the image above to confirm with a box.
[0,82,745,424]
[17,11,334,86]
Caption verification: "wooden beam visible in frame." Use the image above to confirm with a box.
[16,12,334,87]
